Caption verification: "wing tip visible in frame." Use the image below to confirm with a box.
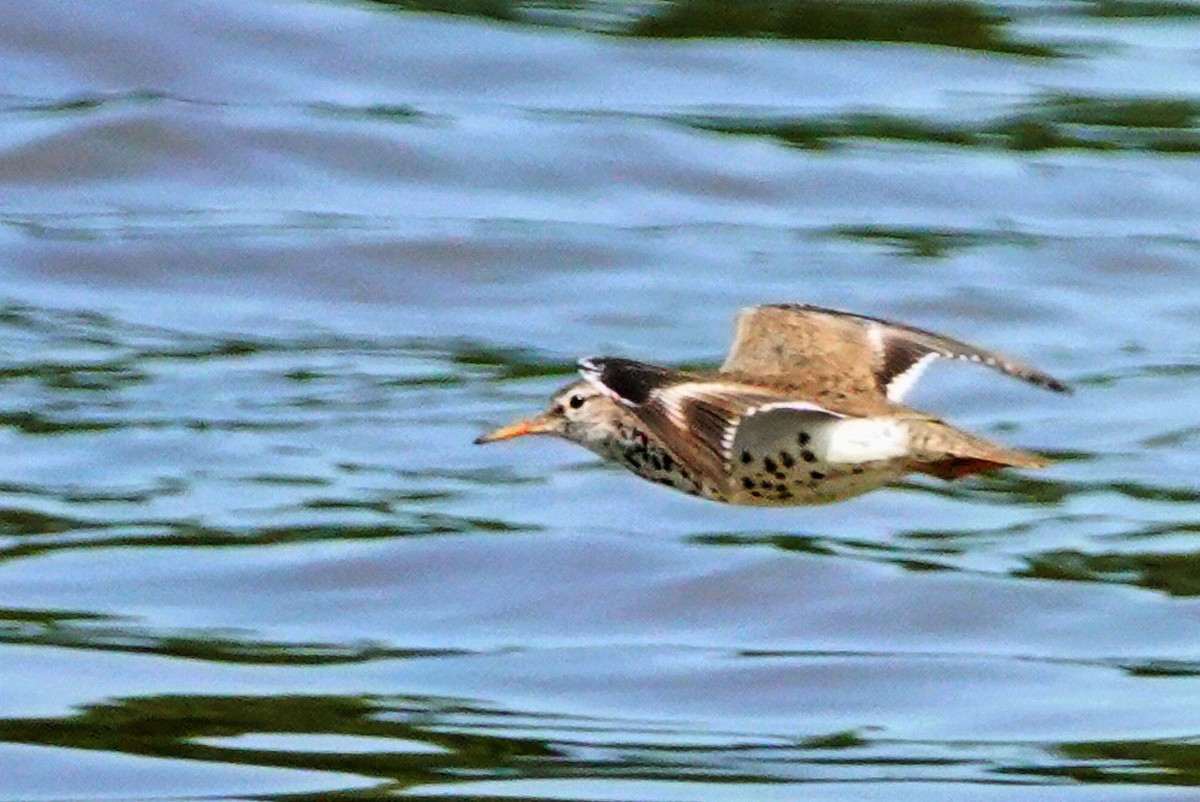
[1043,375,1073,395]
[1016,365,1072,395]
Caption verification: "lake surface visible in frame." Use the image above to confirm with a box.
[2,1,1200,799]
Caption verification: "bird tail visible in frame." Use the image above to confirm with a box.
[905,420,1049,480]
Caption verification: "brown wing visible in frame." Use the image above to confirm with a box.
[578,356,844,483]
[721,304,1071,402]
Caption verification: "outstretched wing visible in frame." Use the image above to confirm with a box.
[578,356,845,483]
[721,304,1070,402]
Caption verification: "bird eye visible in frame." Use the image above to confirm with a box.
[569,394,585,409]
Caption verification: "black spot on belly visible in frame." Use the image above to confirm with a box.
[750,490,763,498]
[801,450,817,463]
[774,482,788,492]
[773,472,786,480]
[763,456,777,473]
[797,431,810,446]
[810,470,826,480]
[740,450,752,464]
[777,489,792,500]
[656,477,674,486]
[662,454,674,470]
[851,466,865,475]
[741,477,755,490]
[780,451,794,467]
[650,454,663,471]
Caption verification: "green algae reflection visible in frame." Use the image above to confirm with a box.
[2,692,1199,792]
[370,0,1058,56]
[674,95,1200,154]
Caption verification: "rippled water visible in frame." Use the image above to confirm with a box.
[2,1,1200,799]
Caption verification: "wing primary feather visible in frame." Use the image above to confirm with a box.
[787,304,1072,394]
[874,324,1071,397]
[726,304,1071,399]
[682,398,741,464]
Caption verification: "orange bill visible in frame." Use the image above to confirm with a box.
[473,412,557,444]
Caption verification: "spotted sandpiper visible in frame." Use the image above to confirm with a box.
[475,304,1069,506]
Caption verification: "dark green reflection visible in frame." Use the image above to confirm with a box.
[896,472,1200,508]
[0,692,828,790]
[310,102,429,123]
[1043,738,1200,785]
[366,0,520,22]
[0,694,552,790]
[1120,660,1200,678]
[628,0,1054,55]
[692,530,954,573]
[0,303,577,388]
[696,503,1200,594]
[1020,548,1200,597]
[0,514,533,563]
[451,344,577,380]
[0,607,469,665]
[0,360,146,392]
[673,95,1200,153]
[366,0,1057,55]
[2,691,1198,791]
[827,226,1034,258]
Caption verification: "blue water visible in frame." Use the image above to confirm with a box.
[2,1,1200,799]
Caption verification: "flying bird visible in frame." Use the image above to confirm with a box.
[475,304,1069,506]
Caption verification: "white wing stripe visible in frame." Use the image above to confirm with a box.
[886,352,938,402]
[744,400,844,418]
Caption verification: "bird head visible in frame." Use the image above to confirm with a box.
[474,380,616,447]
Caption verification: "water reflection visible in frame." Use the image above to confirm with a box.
[674,96,1200,154]
[2,688,1198,795]
[3,0,1200,799]
[371,0,1057,55]
[1021,548,1200,597]
[0,607,471,664]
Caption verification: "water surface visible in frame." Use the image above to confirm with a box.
[1,1,1200,799]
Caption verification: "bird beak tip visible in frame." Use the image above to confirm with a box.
[473,429,515,445]
[473,416,552,445]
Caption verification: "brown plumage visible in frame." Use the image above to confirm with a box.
[475,304,1069,506]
